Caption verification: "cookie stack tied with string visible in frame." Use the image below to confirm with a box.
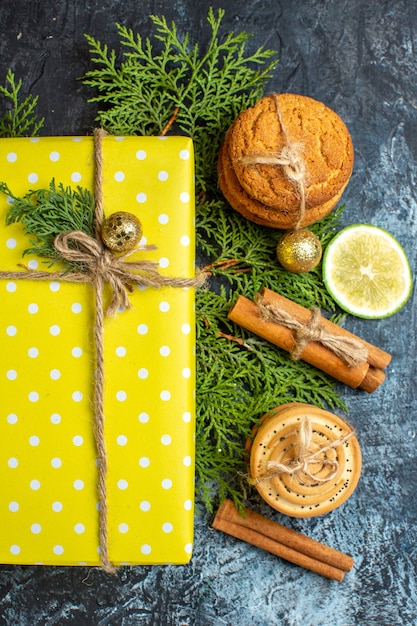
[218,93,354,272]
[246,402,362,518]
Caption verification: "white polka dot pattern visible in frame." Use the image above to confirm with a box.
[0,135,196,566]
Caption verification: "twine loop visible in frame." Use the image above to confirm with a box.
[53,229,194,317]
[251,416,354,486]
[255,296,368,367]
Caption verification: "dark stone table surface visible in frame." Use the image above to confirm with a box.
[0,1,416,624]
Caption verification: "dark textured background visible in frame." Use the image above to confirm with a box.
[1,1,417,624]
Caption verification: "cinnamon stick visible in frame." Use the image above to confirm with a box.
[219,498,353,570]
[359,365,386,393]
[212,499,353,581]
[260,288,391,370]
[227,288,391,392]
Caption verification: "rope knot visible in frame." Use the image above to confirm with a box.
[255,297,368,367]
[292,306,322,360]
[96,247,116,274]
[252,416,353,486]
[279,144,305,184]
[54,230,135,316]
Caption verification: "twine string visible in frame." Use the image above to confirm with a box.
[238,93,306,229]
[53,229,203,317]
[0,128,205,573]
[255,296,368,368]
[94,128,106,239]
[86,127,114,572]
[250,415,354,486]
[92,272,115,573]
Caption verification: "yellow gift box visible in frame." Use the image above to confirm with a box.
[0,135,197,566]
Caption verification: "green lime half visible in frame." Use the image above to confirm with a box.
[323,223,413,319]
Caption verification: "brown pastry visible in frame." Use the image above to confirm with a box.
[247,402,362,517]
[218,93,354,229]
[218,127,347,229]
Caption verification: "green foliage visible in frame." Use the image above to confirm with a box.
[82,8,277,193]
[195,209,348,510]
[198,197,345,309]
[0,9,348,514]
[0,69,44,137]
[1,179,95,269]
[81,8,349,512]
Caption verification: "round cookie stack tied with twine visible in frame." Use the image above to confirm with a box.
[218,93,354,230]
[247,402,362,518]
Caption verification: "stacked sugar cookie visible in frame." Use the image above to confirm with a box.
[218,93,354,229]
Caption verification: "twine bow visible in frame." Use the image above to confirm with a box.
[54,230,200,317]
[255,296,368,368]
[0,129,206,572]
[251,416,354,486]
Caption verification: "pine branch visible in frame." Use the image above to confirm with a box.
[0,69,44,137]
[194,284,348,511]
[1,179,95,269]
[198,200,345,311]
[79,10,348,512]
[82,8,277,192]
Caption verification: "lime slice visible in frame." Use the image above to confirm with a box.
[323,224,413,319]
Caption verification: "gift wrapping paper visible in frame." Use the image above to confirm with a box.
[0,135,197,566]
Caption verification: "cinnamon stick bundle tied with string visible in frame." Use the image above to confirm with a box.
[227,287,391,392]
[212,498,354,582]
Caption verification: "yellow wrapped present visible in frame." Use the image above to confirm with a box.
[0,133,199,568]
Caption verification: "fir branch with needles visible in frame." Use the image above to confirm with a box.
[0,69,44,137]
[82,8,277,194]
[1,179,95,269]
[81,8,349,512]
[0,11,349,513]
